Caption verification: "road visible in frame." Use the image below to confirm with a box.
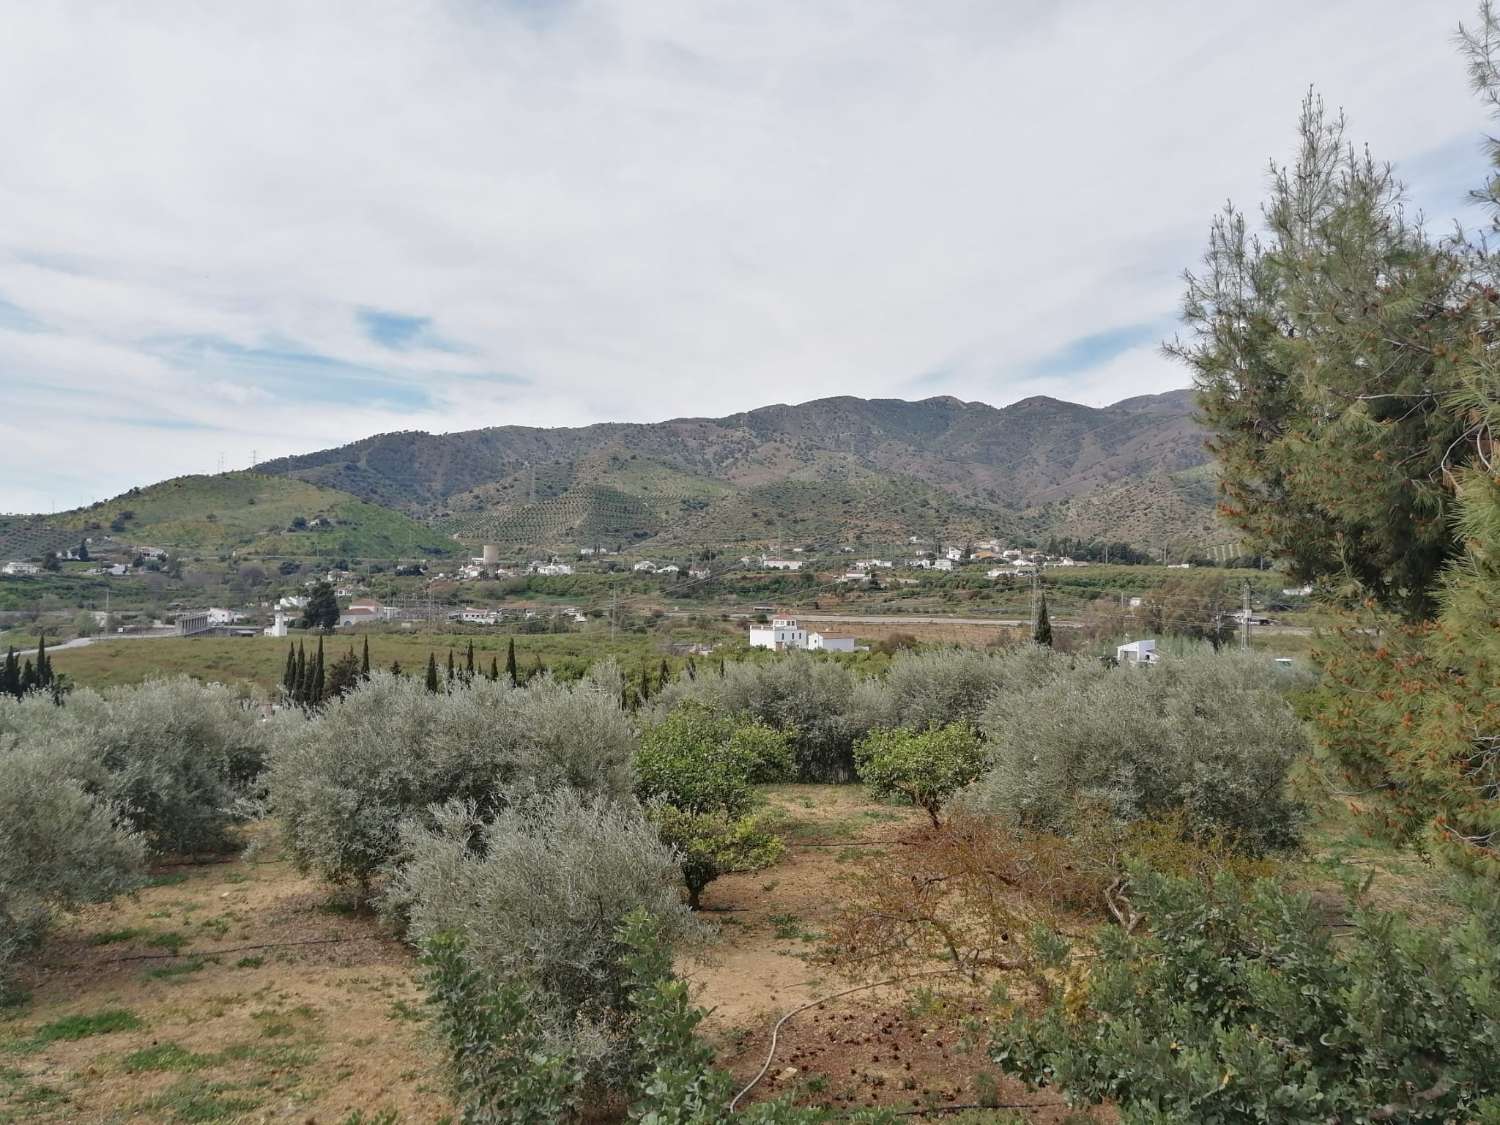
[10,630,179,660]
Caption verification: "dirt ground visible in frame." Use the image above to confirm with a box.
[691,786,1101,1119]
[0,826,449,1124]
[2,788,1088,1123]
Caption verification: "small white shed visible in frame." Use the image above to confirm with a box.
[1116,639,1159,666]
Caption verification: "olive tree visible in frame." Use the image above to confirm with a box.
[269,672,636,897]
[0,677,270,856]
[389,790,699,1090]
[970,652,1306,852]
[0,735,145,996]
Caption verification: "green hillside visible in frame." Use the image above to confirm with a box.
[49,473,451,559]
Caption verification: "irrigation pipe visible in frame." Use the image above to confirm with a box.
[728,968,961,1112]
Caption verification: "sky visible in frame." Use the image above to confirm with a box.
[0,0,1493,513]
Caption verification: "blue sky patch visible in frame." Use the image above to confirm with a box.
[1028,321,1163,376]
[359,308,432,350]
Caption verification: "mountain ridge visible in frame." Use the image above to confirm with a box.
[247,388,1217,552]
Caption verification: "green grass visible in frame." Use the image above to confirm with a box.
[145,932,190,953]
[143,959,208,982]
[121,1042,213,1074]
[137,1077,261,1123]
[7,1009,143,1053]
[47,471,450,559]
[88,928,149,946]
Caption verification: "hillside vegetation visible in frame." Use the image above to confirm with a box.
[257,390,1211,552]
[45,473,450,559]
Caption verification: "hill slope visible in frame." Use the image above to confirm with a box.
[45,473,451,559]
[255,389,1213,551]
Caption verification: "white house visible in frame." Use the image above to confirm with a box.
[933,558,954,572]
[688,566,710,579]
[1116,639,1159,666]
[657,564,680,575]
[986,567,1007,579]
[807,631,855,652]
[764,559,802,571]
[206,608,245,626]
[748,615,809,650]
[1,561,39,576]
[944,546,964,562]
[534,562,573,576]
[632,560,657,573]
[460,607,503,625]
[277,595,308,611]
[263,610,290,638]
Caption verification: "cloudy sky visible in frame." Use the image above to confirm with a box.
[0,0,1491,513]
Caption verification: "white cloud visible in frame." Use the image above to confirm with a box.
[0,0,1491,509]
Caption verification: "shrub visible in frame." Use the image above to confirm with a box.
[0,677,269,855]
[269,672,635,896]
[992,868,1500,1123]
[389,790,697,1091]
[646,801,784,910]
[652,655,860,781]
[970,652,1306,852]
[0,737,146,996]
[637,704,789,817]
[854,723,987,827]
[848,646,1063,733]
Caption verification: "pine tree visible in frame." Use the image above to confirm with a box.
[1033,590,1053,648]
[301,580,340,632]
[425,653,439,693]
[505,638,518,686]
[361,636,370,679]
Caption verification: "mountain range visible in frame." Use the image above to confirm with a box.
[5,389,1225,562]
[254,388,1223,554]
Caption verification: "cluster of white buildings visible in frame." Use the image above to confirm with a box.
[748,614,856,653]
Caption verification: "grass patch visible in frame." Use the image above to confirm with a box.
[121,1042,212,1073]
[388,999,425,1023]
[233,956,264,970]
[17,1009,143,1050]
[89,927,149,946]
[138,1077,261,1123]
[145,931,190,953]
[144,959,207,981]
[147,872,189,888]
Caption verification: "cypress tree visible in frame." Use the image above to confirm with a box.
[311,635,325,703]
[20,659,35,694]
[446,649,455,684]
[2,648,18,698]
[465,640,475,679]
[361,636,370,679]
[505,638,518,686]
[390,659,403,676]
[34,635,49,688]
[658,658,671,691]
[686,656,697,681]
[638,664,652,702]
[489,656,499,682]
[1033,590,1053,648]
[425,653,439,693]
[283,644,297,695]
[295,642,307,701]
[531,654,544,681]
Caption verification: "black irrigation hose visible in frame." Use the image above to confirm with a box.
[836,1102,1065,1119]
[43,934,389,968]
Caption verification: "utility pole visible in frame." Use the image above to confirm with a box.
[1241,579,1252,651]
